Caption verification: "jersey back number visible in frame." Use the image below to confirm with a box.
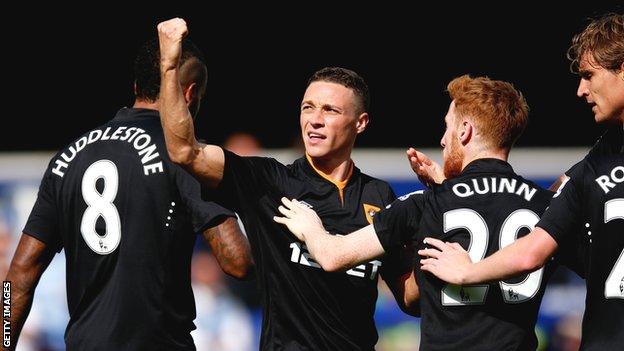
[80,160,122,255]
[441,208,544,305]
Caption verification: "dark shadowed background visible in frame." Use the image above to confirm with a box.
[5,3,622,151]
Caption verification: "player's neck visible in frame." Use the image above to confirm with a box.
[306,154,354,183]
[462,147,509,169]
[133,99,160,110]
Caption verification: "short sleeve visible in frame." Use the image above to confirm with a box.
[537,162,584,245]
[376,183,413,281]
[23,168,62,252]
[174,166,235,234]
[373,191,426,253]
[202,150,285,212]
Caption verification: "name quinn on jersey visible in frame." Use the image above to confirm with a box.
[51,126,164,178]
[452,177,537,201]
[289,242,382,280]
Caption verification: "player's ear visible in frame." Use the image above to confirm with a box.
[459,120,473,146]
[182,82,198,104]
[355,112,369,134]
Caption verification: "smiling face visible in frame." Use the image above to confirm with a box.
[299,81,368,161]
[576,53,624,124]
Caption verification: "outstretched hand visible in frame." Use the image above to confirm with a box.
[418,237,472,285]
[273,197,325,241]
[157,18,188,72]
[406,148,445,187]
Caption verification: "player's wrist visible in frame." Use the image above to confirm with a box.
[302,227,326,240]
[455,263,473,285]
[458,264,475,285]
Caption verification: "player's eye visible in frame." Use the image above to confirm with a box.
[580,71,592,80]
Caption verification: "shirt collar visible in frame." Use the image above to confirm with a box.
[113,107,159,121]
[297,155,361,187]
[459,158,515,176]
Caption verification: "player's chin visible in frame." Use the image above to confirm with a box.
[304,144,328,158]
[595,112,616,124]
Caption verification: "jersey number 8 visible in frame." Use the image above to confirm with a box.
[80,160,122,255]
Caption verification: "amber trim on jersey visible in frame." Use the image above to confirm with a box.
[305,153,354,205]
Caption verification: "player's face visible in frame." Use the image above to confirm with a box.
[300,81,367,160]
[576,53,624,124]
[440,102,464,178]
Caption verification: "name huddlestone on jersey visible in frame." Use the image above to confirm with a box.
[289,242,382,280]
[51,126,164,178]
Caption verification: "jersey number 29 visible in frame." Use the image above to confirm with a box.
[80,160,121,255]
[441,208,543,305]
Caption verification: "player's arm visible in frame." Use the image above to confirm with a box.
[406,148,445,187]
[273,198,386,271]
[203,217,254,280]
[419,227,558,285]
[384,269,420,316]
[4,234,55,349]
[548,174,569,192]
[157,18,225,188]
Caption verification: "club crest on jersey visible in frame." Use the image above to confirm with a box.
[363,203,381,224]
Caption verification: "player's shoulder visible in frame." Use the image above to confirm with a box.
[588,125,623,156]
[225,151,291,181]
[381,189,427,216]
[359,170,392,190]
[583,125,621,165]
[358,169,397,199]
[395,189,426,202]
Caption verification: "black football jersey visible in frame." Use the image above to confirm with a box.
[204,151,402,351]
[538,125,624,350]
[374,158,569,351]
[24,108,232,351]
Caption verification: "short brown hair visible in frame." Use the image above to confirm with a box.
[447,75,529,150]
[567,13,624,73]
[307,67,370,114]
